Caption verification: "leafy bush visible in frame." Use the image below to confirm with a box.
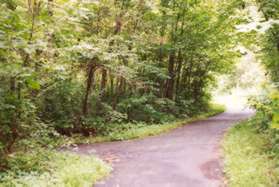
[249,88,279,155]
[117,94,164,122]
[87,103,128,124]
[116,94,197,123]
[0,91,38,170]
[153,98,180,117]
[38,79,83,129]
[249,89,279,130]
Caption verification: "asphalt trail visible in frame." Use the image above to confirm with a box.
[72,111,253,187]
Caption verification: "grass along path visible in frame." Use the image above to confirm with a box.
[223,120,279,187]
[0,151,111,187]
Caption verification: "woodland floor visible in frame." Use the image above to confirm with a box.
[70,110,253,187]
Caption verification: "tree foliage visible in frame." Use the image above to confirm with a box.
[249,0,279,157]
[255,0,279,82]
[0,0,243,170]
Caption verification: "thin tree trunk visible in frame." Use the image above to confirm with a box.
[6,77,19,154]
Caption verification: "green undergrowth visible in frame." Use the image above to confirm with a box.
[67,104,225,145]
[223,119,279,187]
[0,150,111,187]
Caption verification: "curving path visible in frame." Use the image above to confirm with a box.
[72,111,253,187]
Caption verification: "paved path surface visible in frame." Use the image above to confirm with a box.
[72,111,253,187]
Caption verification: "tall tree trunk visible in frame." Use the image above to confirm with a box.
[175,51,182,100]
[165,51,176,99]
[110,73,114,97]
[82,62,96,116]
[165,6,181,100]
[111,9,123,108]
[100,68,107,101]
[112,78,120,109]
